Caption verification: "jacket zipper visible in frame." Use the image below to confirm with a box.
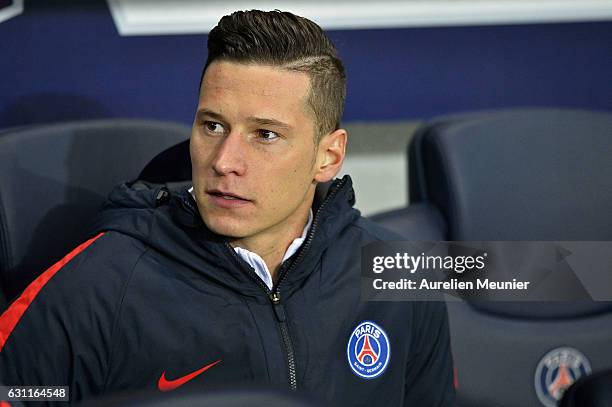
[184,178,349,391]
[273,177,348,291]
[223,243,300,390]
[265,177,348,390]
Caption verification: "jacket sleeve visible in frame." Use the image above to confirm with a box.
[403,300,455,407]
[0,232,138,405]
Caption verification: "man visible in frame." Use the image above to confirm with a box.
[0,10,454,405]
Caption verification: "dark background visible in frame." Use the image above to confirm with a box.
[1,0,611,129]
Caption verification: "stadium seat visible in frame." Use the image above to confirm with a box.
[368,204,447,241]
[138,139,192,184]
[0,119,191,311]
[384,108,612,406]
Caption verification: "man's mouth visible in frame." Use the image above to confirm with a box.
[206,190,250,202]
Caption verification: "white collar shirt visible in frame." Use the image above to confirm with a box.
[189,187,313,290]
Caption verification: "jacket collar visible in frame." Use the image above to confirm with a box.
[92,176,359,299]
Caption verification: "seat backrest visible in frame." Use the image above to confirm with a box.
[0,119,190,309]
[138,139,192,184]
[368,203,447,240]
[409,108,612,241]
[408,108,612,406]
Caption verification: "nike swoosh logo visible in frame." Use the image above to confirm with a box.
[158,359,222,391]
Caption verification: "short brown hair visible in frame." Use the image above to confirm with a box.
[202,10,346,140]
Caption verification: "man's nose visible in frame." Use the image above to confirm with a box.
[211,131,247,176]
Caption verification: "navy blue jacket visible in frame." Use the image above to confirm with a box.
[0,176,454,405]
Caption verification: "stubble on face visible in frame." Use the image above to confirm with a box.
[190,61,321,262]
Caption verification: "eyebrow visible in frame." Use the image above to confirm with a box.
[247,116,293,131]
[196,109,293,131]
[196,109,225,122]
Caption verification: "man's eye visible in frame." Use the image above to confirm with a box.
[257,130,280,142]
[203,121,225,135]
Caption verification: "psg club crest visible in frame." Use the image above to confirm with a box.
[347,321,390,379]
[534,347,591,407]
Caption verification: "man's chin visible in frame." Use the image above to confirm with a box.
[203,216,251,239]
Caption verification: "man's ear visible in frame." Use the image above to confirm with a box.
[314,128,347,183]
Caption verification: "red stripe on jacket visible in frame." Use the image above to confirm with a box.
[0,232,105,352]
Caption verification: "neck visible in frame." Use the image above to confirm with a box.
[230,198,313,281]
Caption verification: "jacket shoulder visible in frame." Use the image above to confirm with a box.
[0,231,148,398]
[350,216,405,241]
[40,231,149,292]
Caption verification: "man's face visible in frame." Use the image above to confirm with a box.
[190,61,322,242]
